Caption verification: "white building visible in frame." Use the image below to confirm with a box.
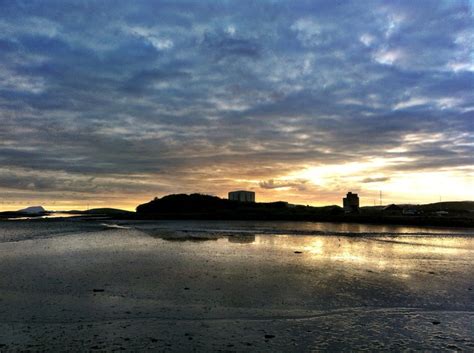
[228,190,255,203]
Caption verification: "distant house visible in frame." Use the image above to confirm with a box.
[403,208,421,216]
[383,204,403,214]
[343,192,359,213]
[228,190,255,203]
[435,210,449,216]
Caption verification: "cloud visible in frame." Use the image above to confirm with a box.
[291,18,324,46]
[259,179,308,191]
[125,26,174,50]
[201,32,261,59]
[361,177,391,183]
[0,0,472,208]
[121,69,190,94]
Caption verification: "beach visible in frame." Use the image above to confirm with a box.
[0,220,473,351]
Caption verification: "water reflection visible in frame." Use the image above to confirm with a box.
[228,234,256,244]
[249,234,474,279]
[120,220,474,237]
[136,225,257,243]
[8,212,83,221]
[138,228,221,241]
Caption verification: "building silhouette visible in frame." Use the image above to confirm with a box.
[343,192,359,213]
[228,190,255,203]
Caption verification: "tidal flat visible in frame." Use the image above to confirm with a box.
[0,220,473,351]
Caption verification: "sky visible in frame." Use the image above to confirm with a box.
[0,0,473,211]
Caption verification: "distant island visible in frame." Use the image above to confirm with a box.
[0,205,49,219]
[1,194,473,228]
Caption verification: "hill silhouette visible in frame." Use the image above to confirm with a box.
[136,193,317,220]
[419,201,474,213]
[64,208,134,216]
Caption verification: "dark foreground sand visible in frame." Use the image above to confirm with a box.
[0,220,473,351]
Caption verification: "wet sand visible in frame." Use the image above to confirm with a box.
[0,220,473,351]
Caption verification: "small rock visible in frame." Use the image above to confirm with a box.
[92,289,104,292]
[432,321,441,325]
[294,251,303,254]
[265,334,275,339]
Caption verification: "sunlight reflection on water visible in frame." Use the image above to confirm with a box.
[243,234,474,281]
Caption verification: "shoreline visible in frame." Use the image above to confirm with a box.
[2,212,473,229]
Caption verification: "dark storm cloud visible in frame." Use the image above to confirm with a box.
[0,0,472,203]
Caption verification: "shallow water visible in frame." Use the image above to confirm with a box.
[7,212,85,221]
[116,219,474,235]
[0,220,473,351]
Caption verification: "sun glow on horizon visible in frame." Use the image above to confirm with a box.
[254,158,474,207]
